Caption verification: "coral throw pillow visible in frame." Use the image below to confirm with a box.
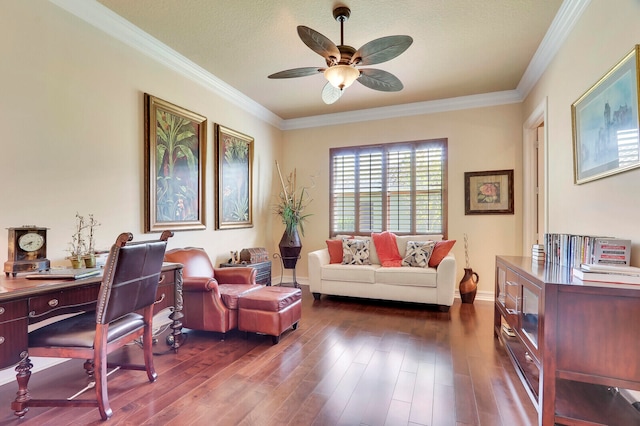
[428,240,456,267]
[371,231,402,267]
[326,239,344,264]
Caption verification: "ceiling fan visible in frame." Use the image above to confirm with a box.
[268,6,413,104]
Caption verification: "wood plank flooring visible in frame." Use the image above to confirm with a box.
[0,286,537,425]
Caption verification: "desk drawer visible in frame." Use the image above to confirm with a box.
[0,300,28,368]
[0,300,28,324]
[28,285,99,321]
[154,271,176,312]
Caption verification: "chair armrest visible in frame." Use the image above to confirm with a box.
[308,248,330,293]
[213,267,257,285]
[183,276,219,292]
[436,253,456,307]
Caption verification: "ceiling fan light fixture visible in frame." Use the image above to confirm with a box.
[324,65,360,90]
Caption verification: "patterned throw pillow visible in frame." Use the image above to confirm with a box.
[402,240,436,267]
[342,239,371,265]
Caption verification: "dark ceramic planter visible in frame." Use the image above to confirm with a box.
[278,227,302,269]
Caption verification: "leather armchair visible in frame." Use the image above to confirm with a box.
[164,247,259,338]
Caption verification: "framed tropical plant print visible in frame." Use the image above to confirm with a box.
[144,93,206,232]
[215,124,253,229]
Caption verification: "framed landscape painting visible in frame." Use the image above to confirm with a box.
[215,124,253,229]
[465,169,514,215]
[144,93,207,232]
[572,45,640,184]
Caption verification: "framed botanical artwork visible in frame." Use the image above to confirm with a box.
[465,169,514,215]
[572,45,640,184]
[215,124,253,229]
[144,93,207,232]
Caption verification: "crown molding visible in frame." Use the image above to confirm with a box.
[49,0,283,129]
[50,0,588,131]
[280,90,522,130]
[517,0,592,98]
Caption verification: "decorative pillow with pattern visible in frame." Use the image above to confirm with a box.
[402,240,436,267]
[342,239,371,265]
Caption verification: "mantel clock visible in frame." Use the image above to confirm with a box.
[4,226,50,277]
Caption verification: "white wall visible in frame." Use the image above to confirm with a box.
[524,0,640,267]
[10,0,635,298]
[1,1,282,268]
[2,1,524,296]
[283,104,524,295]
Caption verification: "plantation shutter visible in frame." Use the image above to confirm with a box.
[358,150,383,233]
[331,152,356,233]
[330,139,447,236]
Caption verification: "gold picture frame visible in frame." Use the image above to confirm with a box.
[464,169,514,215]
[215,124,253,229]
[572,45,640,184]
[144,93,206,232]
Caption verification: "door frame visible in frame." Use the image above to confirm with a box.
[522,97,549,253]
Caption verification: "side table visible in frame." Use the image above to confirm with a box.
[273,253,300,288]
[219,260,272,286]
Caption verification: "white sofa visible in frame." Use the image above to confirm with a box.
[308,235,457,311]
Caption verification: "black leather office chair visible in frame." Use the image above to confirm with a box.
[11,231,172,420]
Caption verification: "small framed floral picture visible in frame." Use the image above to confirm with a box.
[464,169,514,215]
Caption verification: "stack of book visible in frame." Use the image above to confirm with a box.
[544,233,631,270]
[501,317,515,337]
[531,244,545,263]
[572,263,640,285]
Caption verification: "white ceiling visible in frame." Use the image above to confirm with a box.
[63,1,581,125]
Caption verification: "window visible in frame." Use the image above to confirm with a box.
[330,139,447,237]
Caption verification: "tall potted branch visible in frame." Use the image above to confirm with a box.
[83,214,100,268]
[68,213,87,269]
[274,161,312,269]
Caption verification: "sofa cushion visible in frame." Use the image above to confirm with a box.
[342,239,371,265]
[326,239,344,264]
[371,231,402,267]
[429,240,456,267]
[375,266,438,288]
[395,235,442,257]
[321,263,378,283]
[402,240,436,267]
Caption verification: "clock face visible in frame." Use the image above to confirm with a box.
[18,232,45,252]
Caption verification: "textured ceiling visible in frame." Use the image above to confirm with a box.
[96,0,564,120]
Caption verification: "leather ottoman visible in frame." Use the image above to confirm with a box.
[238,286,302,344]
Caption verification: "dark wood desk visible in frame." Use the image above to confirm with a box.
[0,262,183,370]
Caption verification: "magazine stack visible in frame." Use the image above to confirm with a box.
[572,263,640,285]
[531,244,545,263]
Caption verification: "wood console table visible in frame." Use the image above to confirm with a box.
[0,262,183,371]
[495,256,640,425]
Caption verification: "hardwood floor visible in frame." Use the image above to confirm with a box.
[0,286,537,425]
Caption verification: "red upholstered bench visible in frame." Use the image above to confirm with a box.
[238,286,302,344]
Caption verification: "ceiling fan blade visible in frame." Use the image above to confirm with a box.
[321,82,343,104]
[357,69,404,92]
[297,26,340,65]
[351,35,413,66]
[268,67,324,79]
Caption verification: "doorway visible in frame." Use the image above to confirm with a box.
[523,99,548,254]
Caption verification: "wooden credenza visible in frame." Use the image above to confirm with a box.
[0,262,183,370]
[495,256,640,426]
